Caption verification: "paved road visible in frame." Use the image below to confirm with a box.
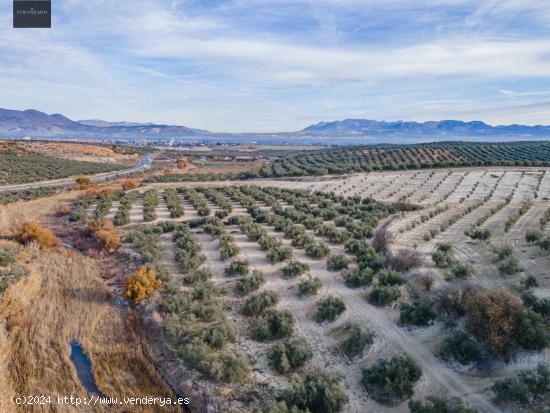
[0,155,153,193]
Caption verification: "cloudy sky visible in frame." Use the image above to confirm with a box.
[1,0,550,131]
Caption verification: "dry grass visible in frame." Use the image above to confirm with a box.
[18,141,138,165]
[0,191,78,237]
[0,243,177,412]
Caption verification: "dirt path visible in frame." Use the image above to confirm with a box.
[225,196,500,412]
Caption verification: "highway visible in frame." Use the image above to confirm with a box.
[0,155,153,193]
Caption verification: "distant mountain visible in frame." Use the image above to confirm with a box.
[3,108,550,144]
[0,108,82,133]
[0,108,205,139]
[79,119,156,128]
[300,118,550,137]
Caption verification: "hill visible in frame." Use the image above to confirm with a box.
[3,108,550,143]
[0,108,203,139]
[300,119,550,137]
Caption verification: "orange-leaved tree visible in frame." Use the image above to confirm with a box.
[121,179,139,190]
[123,266,162,304]
[176,159,186,169]
[74,176,95,190]
[18,221,61,248]
[464,289,523,359]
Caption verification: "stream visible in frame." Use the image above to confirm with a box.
[69,340,101,395]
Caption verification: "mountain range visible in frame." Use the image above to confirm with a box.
[2,108,550,144]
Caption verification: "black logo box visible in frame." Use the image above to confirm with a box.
[13,0,51,28]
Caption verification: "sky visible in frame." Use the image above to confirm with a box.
[1,0,550,132]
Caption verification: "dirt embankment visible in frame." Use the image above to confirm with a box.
[0,241,178,413]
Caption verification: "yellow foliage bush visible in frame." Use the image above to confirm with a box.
[95,228,121,252]
[124,267,162,304]
[18,221,60,248]
[55,205,71,217]
[85,219,121,252]
[176,159,186,169]
[74,176,95,190]
[121,179,139,190]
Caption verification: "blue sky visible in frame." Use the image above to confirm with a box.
[1,0,550,132]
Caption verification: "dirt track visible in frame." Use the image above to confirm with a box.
[92,167,550,412]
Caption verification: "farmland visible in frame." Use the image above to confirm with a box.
[58,166,548,412]
[257,141,550,178]
[0,141,129,185]
[1,142,550,412]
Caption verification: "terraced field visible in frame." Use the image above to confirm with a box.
[77,166,549,412]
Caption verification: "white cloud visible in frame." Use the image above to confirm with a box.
[1,0,550,130]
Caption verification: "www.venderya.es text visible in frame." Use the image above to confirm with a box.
[10,395,190,407]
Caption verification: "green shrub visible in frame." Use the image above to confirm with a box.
[399,301,436,326]
[494,244,513,259]
[316,296,346,322]
[268,339,312,374]
[283,371,348,413]
[409,396,478,413]
[297,276,323,296]
[183,268,212,284]
[342,267,373,288]
[163,188,184,218]
[200,320,236,348]
[450,262,473,279]
[440,330,485,365]
[0,265,28,293]
[467,228,491,240]
[219,234,240,260]
[305,241,330,259]
[244,291,279,315]
[340,324,374,358]
[143,190,159,221]
[521,291,550,316]
[326,254,349,271]
[224,259,250,276]
[491,364,550,406]
[498,256,521,276]
[523,274,539,289]
[267,245,293,264]
[192,281,219,300]
[0,248,17,267]
[368,286,401,306]
[251,309,294,340]
[377,268,403,286]
[515,310,549,351]
[432,243,455,268]
[361,354,422,404]
[525,230,542,243]
[192,299,224,322]
[539,237,550,251]
[235,270,265,295]
[208,352,250,383]
[283,260,309,278]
